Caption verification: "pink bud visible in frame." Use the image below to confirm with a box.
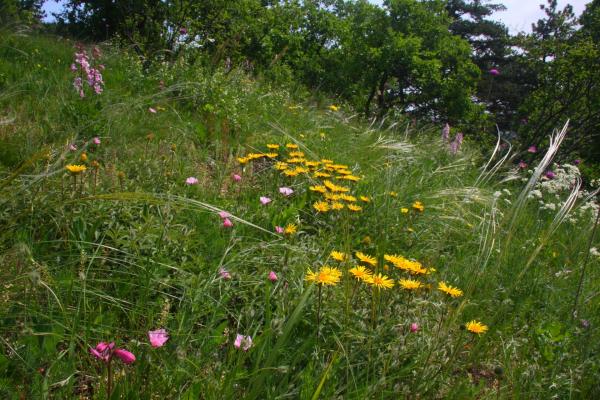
[518,161,527,169]
[260,196,272,205]
[113,348,136,364]
[148,107,157,114]
[410,323,419,333]
[218,211,231,219]
[223,218,233,228]
[527,145,537,153]
[232,174,242,182]
[93,137,101,145]
[219,268,232,279]
[185,177,199,185]
[268,271,278,282]
[275,226,284,234]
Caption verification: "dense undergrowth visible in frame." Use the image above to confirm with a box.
[1,31,599,399]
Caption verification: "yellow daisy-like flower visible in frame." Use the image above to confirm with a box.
[304,161,320,168]
[360,196,370,203]
[349,265,372,281]
[412,201,424,212]
[339,194,357,202]
[313,201,330,213]
[336,169,352,176]
[321,159,334,164]
[267,143,280,150]
[293,167,309,174]
[438,281,463,298]
[324,193,342,201]
[355,252,377,267]
[331,202,345,210]
[284,223,297,235]
[347,204,362,212]
[314,171,331,178]
[332,164,348,170]
[247,152,265,160]
[366,273,394,289]
[305,266,342,286]
[284,169,299,177]
[274,162,288,170]
[330,251,347,262]
[328,105,339,112]
[399,278,423,291]
[265,153,278,158]
[286,143,299,149]
[389,191,398,197]
[66,164,87,174]
[289,151,305,158]
[309,185,327,194]
[237,157,249,164]
[465,320,489,335]
[401,208,409,214]
[287,157,306,164]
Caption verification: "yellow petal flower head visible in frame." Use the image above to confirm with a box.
[314,171,331,179]
[66,164,87,174]
[465,320,488,335]
[347,204,362,212]
[265,153,278,158]
[321,159,334,164]
[339,175,360,182]
[412,201,424,212]
[438,281,463,298]
[401,208,409,214]
[330,251,347,262]
[389,191,398,197]
[399,279,423,291]
[360,196,370,203]
[328,105,339,112]
[309,185,327,194]
[284,223,297,235]
[313,201,330,213]
[237,156,249,164]
[331,202,345,211]
[289,151,305,158]
[283,169,299,177]
[355,251,377,267]
[349,265,372,281]
[305,266,342,286]
[267,144,280,150]
[366,273,394,289]
[274,162,288,170]
[286,143,299,149]
[340,194,357,202]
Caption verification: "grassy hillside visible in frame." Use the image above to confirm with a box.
[1,31,599,399]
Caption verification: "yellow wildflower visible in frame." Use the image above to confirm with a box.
[267,144,280,150]
[328,105,339,112]
[401,208,409,214]
[347,204,362,212]
[284,223,297,235]
[237,157,249,164]
[389,191,398,197]
[309,185,327,194]
[265,153,278,158]
[289,151,305,158]
[313,201,330,213]
[321,159,334,164]
[366,273,394,289]
[465,320,489,335]
[399,279,423,291]
[330,251,347,262]
[274,162,288,170]
[286,143,299,149]
[412,201,424,212]
[349,265,372,281]
[360,196,370,203]
[65,164,87,174]
[284,169,299,177]
[355,252,377,267]
[331,202,345,210]
[305,266,342,286]
[438,281,463,298]
[314,171,331,178]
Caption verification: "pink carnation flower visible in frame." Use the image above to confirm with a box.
[222,218,233,228]
[234,334,252,351]
[232,174,242,182]
[410,323,419,333]
[185,177,199,185]
[260,196,272,205]
[275,226,284,234]
[148,329,169,348]
[268,271,278,282]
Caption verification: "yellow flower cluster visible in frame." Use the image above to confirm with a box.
[305,266,342,286]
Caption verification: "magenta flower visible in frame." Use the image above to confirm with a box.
[223,218,233,228]
[90,342,135,364]
[279,187,294,196]
[518,161,527,169]
[527,145,537,153]
[268,271,278,282]
[185,177,199,185]
[148,329,169,348]
[449,132,463,154]
[545,171,556,179]
[489,68,500,76]
[148,107,157,114]
[219,268,232,279]
[69,144,78,151]
[260,196,272,205]
[93,137,101,145]
[70,63,78,72]
[574,159,581,165]
[275,226,284,234]
[179,27,188,35]
[234,334,252,351]
[410,323,419,333]
[232,174,242,182]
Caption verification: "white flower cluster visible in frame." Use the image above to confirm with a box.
[526,163,599,223]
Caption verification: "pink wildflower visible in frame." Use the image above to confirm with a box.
[218,211,231,219]
[219,268,232,279]
[69,144,78,151]
[232,174,242,182]
[518,161,527,169]
[279,187,294,196]
[489,68,500,76]
[222,218,233,228]
[527,145,537,153]
[93,137,101,145]
[185,177,199,185]
[260,196,272,205]
[275,226,284,234]
[113,349,136,364]
[441,123,450,141]
[148,329,169,348]
[545,171,556,179]
[268,271,278,282]
[449,132,463,154]
[149,107,157,114]
[234,334,252,351]
[90,342,135,364]
[574,159,581,165]
[410,323,419,333]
